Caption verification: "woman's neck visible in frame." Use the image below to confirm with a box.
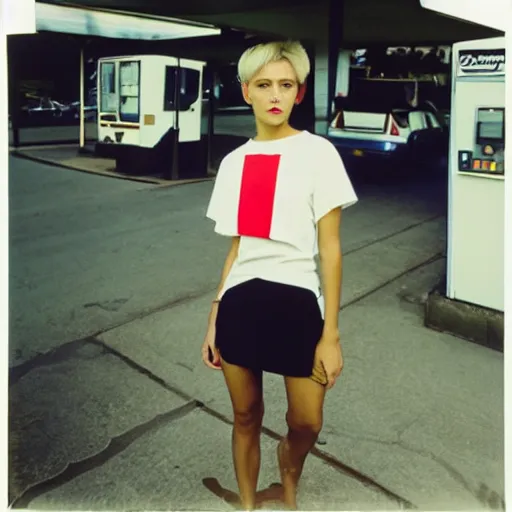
[253,121,301,142]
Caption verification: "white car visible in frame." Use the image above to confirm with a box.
[327,78,449,168]
[26,98,71,119]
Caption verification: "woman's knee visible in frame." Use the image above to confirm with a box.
[233,400,264,432]
[286,410,323,437]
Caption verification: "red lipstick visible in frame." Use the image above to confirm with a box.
[268,107,283,114]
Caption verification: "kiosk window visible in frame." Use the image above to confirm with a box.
[100,62,117,113]
[119,61,140,123]
[164,66,200,111]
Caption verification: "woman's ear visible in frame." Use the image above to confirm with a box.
[241,82,252,105]
[295,83,307,104]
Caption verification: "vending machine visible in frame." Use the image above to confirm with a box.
[447,37,505,311]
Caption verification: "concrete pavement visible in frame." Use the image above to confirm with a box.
[8,155,503,510]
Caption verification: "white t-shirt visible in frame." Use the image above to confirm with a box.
[206,130,358,316]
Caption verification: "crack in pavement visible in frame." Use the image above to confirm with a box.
[89,337,193,402]
[390,440,505,510]
[325,421,504,510]
[340,252,444,310]
[343,215,443,257]
[11,400,200,508]
[9,286,214,383]
[83,297,131,312]
[10,337,107,386]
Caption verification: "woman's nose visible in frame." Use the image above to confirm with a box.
[270,85,280,98]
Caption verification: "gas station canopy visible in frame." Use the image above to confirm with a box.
[35,2,221,40]
[37,0,502,46]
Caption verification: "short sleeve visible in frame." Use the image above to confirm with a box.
[205,153,239,237]
[206,156,228,223]
[313,141,358,223]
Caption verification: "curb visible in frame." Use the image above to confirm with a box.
[10,150,213,187]
[9,142,95,151]
[424,287,504,352]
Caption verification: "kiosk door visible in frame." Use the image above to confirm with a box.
[98,58,141,148]
[163,59,204,143]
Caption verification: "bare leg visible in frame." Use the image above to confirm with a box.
[278,376,326,509]
[221,357,264,510]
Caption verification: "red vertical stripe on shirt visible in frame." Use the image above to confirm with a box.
[238,154,281,239]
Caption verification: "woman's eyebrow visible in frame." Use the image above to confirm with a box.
[255,78,296,83]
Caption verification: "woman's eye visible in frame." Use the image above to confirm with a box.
[258,84,268,88]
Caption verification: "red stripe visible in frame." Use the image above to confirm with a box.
[238,154,281,239]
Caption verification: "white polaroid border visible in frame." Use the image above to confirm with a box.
[504,9,512,510]
[0,1,510,512]
[1,1,37,510]
[0,8,7,512]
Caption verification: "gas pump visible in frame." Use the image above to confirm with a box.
[447,37,505,312]
[95,54,207,179]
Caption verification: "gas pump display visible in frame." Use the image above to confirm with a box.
[458,107,505,175]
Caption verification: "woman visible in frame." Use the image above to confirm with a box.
[202,40,358,510]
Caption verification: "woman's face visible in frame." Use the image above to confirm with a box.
[243,59,300,127]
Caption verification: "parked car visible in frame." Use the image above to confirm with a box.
[327,78,449,169]
[25,97,72,121]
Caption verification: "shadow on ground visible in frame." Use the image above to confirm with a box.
[202,477,285,510]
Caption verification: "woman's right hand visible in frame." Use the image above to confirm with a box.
[202,325,222,370]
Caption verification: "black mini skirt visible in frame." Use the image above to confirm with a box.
[215,278,324,378]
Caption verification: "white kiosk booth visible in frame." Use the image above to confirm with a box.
[96,55,207,180]
[447,37,505,312]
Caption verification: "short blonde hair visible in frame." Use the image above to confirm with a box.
[237,40,311,85]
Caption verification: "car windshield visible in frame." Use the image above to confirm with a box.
[336,78,444,113]
[337,79,411,113]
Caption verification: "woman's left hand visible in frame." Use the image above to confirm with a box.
[315,331,343,389]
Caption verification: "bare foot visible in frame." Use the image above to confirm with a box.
[277,439,299,509]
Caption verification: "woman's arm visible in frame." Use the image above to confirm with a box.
[317,207,342,342]
[314,207,343,388]
[207,236,240,328]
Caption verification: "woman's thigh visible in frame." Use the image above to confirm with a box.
[221,357,264,422]
[284,376,326,431]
